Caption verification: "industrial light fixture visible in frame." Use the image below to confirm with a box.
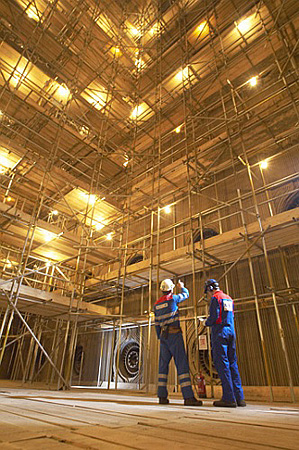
[164,205,171,214]
[260,160,268,169]
[176,67,189,83]
[130,103,147,120]
[79,125,89,136]
[6,260,12,269]
[130,27,139,36]
[111,46,121,56]
[56,83,70,98]
[128,24,140,38]
[131,106,139,119]
[248,76,258,86]
[175,125,182,133]
[236,17,252,34]
[196,21,207,34]
[25,6,40,22]
[6,196,13,202]
[135,58,145,70]
[106,233,113,240]
[149,23,160,35]
[51,210,58,215]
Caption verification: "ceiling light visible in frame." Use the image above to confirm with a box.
[248,76,258,86]
[6,196,13,202]
[131,106,139,119]
[149,23,159,35]
[106,233,113,241]
[25,5,40,22]
[164,205,171,214]
[51,210,58,215]
[260,160,268,169]
[56,83,70,98]
[236,17,252,34]
[176,67,189,83]
[111,46,121,56]
[128,24,140,37]
[6,260,12,269]
[175,125,182,133]
[131,103,147,119]
[79,125,89,136]
[196,21,207,34]
[135,58,145,70]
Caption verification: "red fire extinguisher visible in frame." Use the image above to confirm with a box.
[195,372,207,398]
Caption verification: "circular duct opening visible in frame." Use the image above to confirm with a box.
[186,325,220,383]
[193,227,219,244]
[115,339,140,382]
[126,253,144,266]
[283,192,299,211]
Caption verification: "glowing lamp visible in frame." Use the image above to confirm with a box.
[260,160,268,169]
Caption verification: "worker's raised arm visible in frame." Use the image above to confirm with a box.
[172,280,189,304]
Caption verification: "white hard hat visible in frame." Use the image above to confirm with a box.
[160,279,175,292]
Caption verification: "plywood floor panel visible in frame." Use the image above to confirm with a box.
[0,387,298,450]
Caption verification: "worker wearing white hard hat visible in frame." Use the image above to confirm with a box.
[153,278,202,406]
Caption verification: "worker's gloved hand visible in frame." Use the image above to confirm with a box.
[199,317,207,326]
[177,280,184,289]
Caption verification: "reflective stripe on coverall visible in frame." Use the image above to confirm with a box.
[205,290,244,403]
[154,287,193,399]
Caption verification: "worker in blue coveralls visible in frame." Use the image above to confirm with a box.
[201,279,246,407]
[154,278,202,406]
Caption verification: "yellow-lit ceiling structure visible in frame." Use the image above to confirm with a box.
[0,0,298,293]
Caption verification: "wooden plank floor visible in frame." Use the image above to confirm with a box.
[0,388,298,449]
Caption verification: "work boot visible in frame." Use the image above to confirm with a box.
[159,397,169,405]
[237,399,246,407]
[184,397,203,406]
[213,400,237,407]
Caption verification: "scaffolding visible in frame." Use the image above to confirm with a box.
[0,0,298,401]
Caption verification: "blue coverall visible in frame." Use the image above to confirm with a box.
[154,287,194,400]
[205,290,244,403]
